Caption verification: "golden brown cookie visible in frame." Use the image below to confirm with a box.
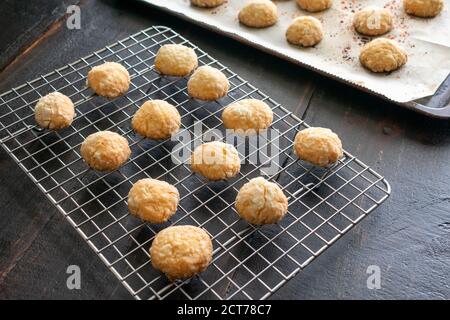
[359,38,407,73]
[191,0,226,8]
[80,131,131,171]
[87,62,130,98]
[296,0,332,12]
[128,178,179,223]
[132,100,181,140]
[236,177,288,225]
[187,66,229,101]
[191,141,241,181]
[155,44,198,77]
[353,6,393,36]
[238,0,278,28]
[150,225,213,281]
[294,127,343,167]
[286,16,324,47]
[222,99,273,133]
[34,92,75,130]
[403,0,444,18]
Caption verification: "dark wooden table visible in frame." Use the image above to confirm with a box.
[0,0,449,300]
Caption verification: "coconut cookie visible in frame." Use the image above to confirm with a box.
[236,177,288,225]
[132,100,181,140]
[188,66,229,101]
[34,92,75,130]
[296,0,332,12]
[150,225,213,281]
[87,62,130,98]
[238,0,278,28]
[155,44,198,77]
[353,6,393,36]
[294,127,343,167]
[80,131,131,171]
[360,38,407,73]
[191,0,226,8]
[128,178,179,223]
[191,141,241,181]
[286,16,323,47]
[403,0,443,18]
[222,99,273,133]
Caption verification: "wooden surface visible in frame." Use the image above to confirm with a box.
[0,0,449,300]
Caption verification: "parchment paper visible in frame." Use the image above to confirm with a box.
[143,0,450,103]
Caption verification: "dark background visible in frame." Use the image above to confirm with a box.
[0,0,449,299]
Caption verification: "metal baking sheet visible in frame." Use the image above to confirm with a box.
[139,0,450,118]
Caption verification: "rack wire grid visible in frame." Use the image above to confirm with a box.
[0,26,390,300]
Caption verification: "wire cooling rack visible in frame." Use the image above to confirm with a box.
[0,26,390,300]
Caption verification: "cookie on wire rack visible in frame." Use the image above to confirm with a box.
[293,127,343,167]
[191,141,241,181]
[80,131,131,171]
[154,44,198,77]
[132,100,181,140]
[150,225,213,281]
[187,66,229,101]
[128,178,179,223]
[236,177,289,225]
[34,92,75,130]
[87,62,130,98]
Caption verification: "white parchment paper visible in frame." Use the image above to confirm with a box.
[143,0,450,103]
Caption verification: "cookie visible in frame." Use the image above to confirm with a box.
[238,0,278,28]
[128,178,179,223]
[191,0,226,8]
[132,100,181,140]
[353,6,393,36]
[155,44,198,77]
[360,38,407,73]
[87,62,130,98]
[222,99,273,134]
[286,16,324,47]
[187,66,229,101]
[80,131,131,171]
[403,0,444,18]
[236,177,288,225]
[191,141,241,180]
[296,0,332,12]
[34,92,75,130]
[150,225,213,281]
[294,127,343,167]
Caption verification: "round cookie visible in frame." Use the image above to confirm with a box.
[294,127,343,167]
[80,131,131,171]
[222,99,273,133]
[359,38,407,73]
[155,44,198,77]
[235,177,288,225]
[353,6,393,36]
[286,16,323,47]
[150,225,213,281]
[296,0,332,12]
[132,100,181,140]
[191,0,226,8]
[34,92,75,130]
[128,178,179,223]
[191,141,241,181]
[187,66,229,101]
[403,0,444,18]
[238,0,278,28]
[87,62,130,98]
